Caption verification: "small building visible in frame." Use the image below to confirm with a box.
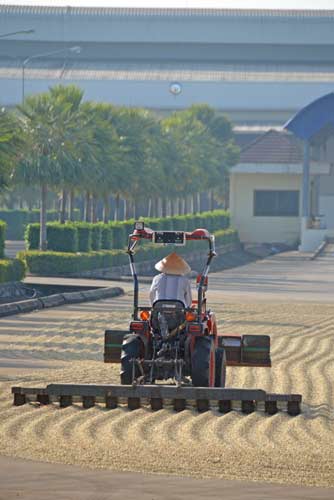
[230,125,333,249]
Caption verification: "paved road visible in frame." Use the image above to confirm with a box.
[0,455,332,500]
[4,240,25,259]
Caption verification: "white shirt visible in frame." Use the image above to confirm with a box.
[149,273,192,308]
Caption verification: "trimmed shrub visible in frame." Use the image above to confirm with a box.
[20,227,238,277]
[109,222,126,249]
[100,224,112,250]
[0,209,80,240]
[0,257,26,283]
[0,220,6,258]
[25,223,40,250]
[76,222,92,252]
[47,223,78,252]
[90,224,102,251]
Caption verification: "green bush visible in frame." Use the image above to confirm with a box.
[75,222,92,252]
[25,223,40,250]
[109,222,126,249]
[90,224,102,251]
[20,227,238,277]
[0,209,80,240]
[100,224,112,250]
[0,257,26,283]
[46,223,78,252]
[20,250,117,276]
[0,220,6,258]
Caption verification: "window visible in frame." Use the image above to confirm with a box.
[254,190,299,217]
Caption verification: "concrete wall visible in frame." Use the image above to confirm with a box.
[1,7,334,46]
[230,173,301,244]
[4,76,334,117]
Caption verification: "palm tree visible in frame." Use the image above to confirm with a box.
[14,85,96,249]
[0,107,23,192]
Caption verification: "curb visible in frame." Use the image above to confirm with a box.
[310,240,327,261]
[0,286,124,318]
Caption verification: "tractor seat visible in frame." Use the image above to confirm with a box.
[151,300,186,332]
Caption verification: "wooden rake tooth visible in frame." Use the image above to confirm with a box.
[218,400,232,413]
[82,396,95,409]
[196,399,210,412]
[128,397,141,410]
[173,398,186,412]
[241,400,255,414]
[59,395,72,408]
[150,398,163,411]
[265,400,278,415]
[37,394,50,405]
[13,393,26,406]
[287,401,301,416]
[105,395,118,409]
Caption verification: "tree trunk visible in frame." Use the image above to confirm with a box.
[210,190,215,211]
[60,188,67,223]
[69,189,75,221]
[39,183,48,251]
[91,194,98,223]
[103,194,110,223]
[85,191,91,222]
[188,195,194,214]
[161,198,167,218]
[147,198,152,217]
[124,199,129,220]
[114,193,120,221]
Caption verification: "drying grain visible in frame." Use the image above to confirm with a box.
[0,296,333,487]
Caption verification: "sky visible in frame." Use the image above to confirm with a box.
[2,0,334,9]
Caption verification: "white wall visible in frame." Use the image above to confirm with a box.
[230,172,301,244]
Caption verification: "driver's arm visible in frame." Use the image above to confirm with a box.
[184,278,192,308]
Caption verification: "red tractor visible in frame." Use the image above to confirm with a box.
[104,222,270,389]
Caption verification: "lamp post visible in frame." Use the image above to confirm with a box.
[0,29,35,38]
[22,45,81,104]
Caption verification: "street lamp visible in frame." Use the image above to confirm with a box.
[0,29,35,38]
[22,45,81,104]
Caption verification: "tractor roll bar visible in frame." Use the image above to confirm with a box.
[127,225,216,320]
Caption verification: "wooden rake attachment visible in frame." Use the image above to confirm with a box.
[11,384,302,416]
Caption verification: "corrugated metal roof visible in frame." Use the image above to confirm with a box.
[3,60,334,82]
[239,129,303,164]
[1,5,334,18]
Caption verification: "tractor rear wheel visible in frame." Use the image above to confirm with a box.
[120,334,141,385]
[191,336,215,387]
[215,347,226,388]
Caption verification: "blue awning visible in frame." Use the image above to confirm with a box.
[284,92,334,140]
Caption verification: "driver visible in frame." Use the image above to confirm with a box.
[149,252,192,308]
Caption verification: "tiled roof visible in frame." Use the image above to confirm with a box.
[1,5,334,18]
[239,129,303,164]
[2,60,334,82]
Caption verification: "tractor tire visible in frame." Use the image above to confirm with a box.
[120,334,141,385]
[191,336,215,387]
[215,347,226,388]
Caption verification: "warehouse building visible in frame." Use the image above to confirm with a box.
[0,5,334,125]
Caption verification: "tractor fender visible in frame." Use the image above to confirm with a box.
[123,333,148,357]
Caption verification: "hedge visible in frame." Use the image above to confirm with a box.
[0,220,6,258]
[20,228,238,276]
[0,209,80,240]
[109,210,231,248]
[47,223,78,253]
[25,210,231,253]
[90,224,102,251]
[100,223,112,250]
[0,258,26,283]
[76,222,92,252]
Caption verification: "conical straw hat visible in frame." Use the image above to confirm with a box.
[155,252,191,276]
